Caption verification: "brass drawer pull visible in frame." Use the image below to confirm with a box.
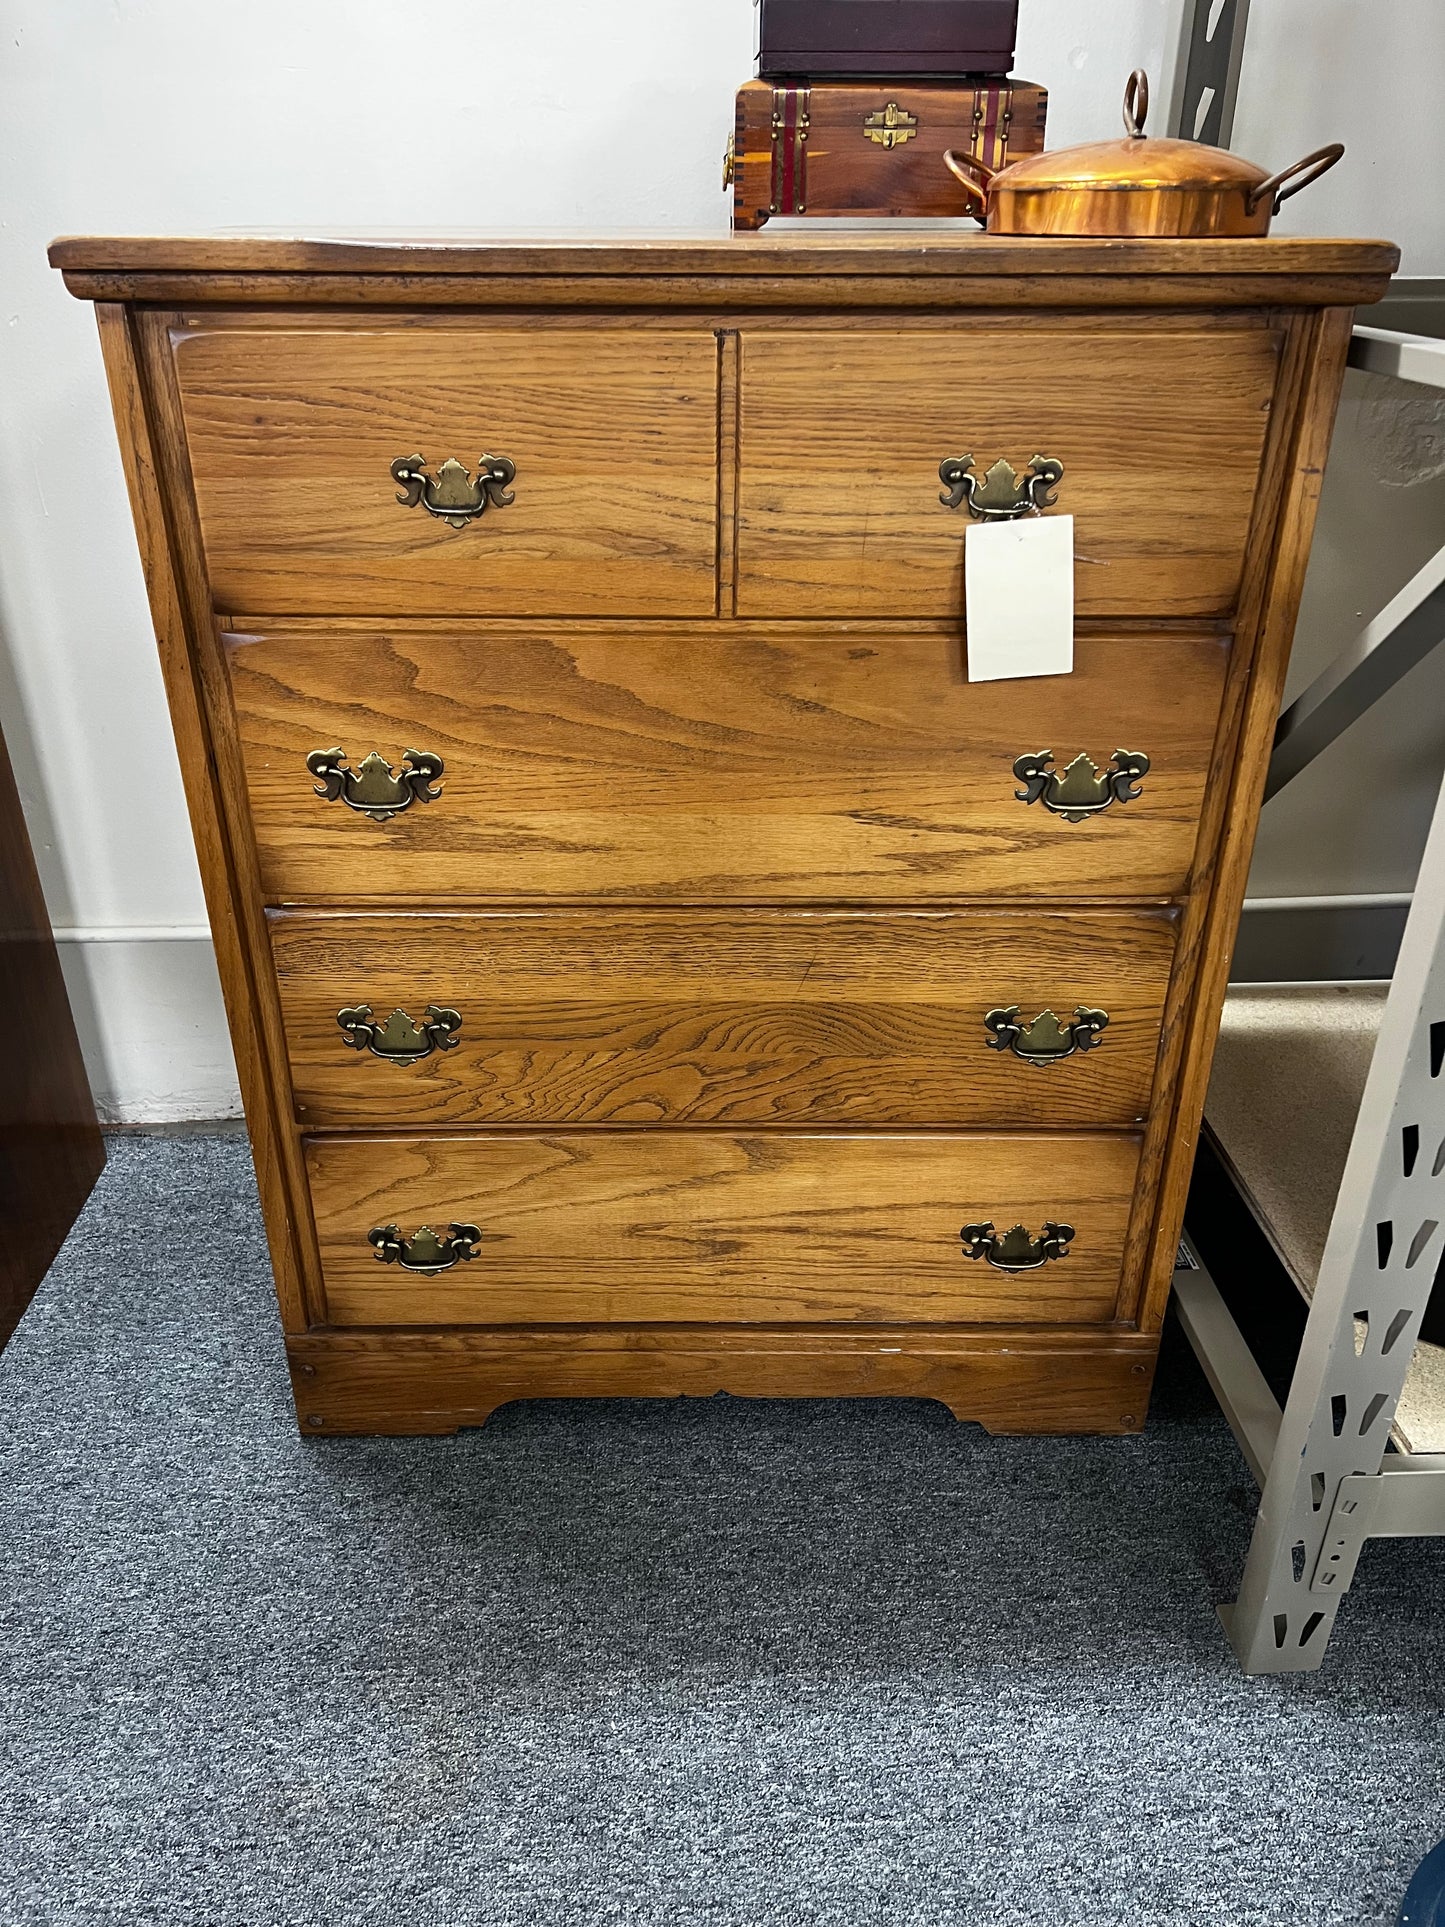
[368,1222,481,1274]
[939,453,1064,519]
[391,452,516,529]
[306,746,444,823]
[960,1221,1074,1271]
[1013,749,1150,823]
[984,1005,1110,1065]
[337,1004,462,1065]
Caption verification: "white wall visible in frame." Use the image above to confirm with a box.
[1232,3,1445,904]
[0,0,1436,1119]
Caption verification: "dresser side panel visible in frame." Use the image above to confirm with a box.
[95,305,319,1330]
[1135,306,1358,1333]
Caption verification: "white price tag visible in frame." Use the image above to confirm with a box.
[964,513,1075,683]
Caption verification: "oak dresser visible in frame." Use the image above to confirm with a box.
[53,233,1396,1436]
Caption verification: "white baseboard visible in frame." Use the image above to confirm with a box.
[54,928,244,1125]
[1233,893,1411,984]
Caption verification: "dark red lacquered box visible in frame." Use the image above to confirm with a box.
[757,0,1018,79]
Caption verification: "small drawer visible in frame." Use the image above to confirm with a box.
[272,907,1176,1128]
[226,621,1230,901]
[172,325,720,617]
[304,1130,1141,1327]
[736,326,1281,619]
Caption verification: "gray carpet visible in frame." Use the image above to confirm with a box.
[2,1135,1443,1927]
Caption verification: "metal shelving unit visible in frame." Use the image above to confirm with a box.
[1175,292,1445,1673]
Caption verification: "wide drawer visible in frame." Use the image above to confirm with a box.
[227,622,1230,901]
[171,325,720,616]
[273,907,1175,1128]
[304,1131,1141,1327]
[736,327,1281,619]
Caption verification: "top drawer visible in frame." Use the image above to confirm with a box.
[171,326,721,617]
[736,326,1282,620]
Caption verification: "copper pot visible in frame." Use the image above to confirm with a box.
[945,70,1343,238]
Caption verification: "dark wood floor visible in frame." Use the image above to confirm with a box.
[0,718,103,1350]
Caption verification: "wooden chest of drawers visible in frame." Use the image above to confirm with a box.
[53,232,1396,1437]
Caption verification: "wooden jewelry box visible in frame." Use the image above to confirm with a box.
[51,231,1396,1437]
[728,76,1046,227]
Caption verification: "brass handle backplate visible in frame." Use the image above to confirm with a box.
[984,1006,1110,1066]
[337,1005,462,1065]
[940,454,1064,519]
[1013,749,1150,823]
[392,453,516,530]
[306,747,444,823]
[368,1222,481,1275]
[960,1221,1074,1271]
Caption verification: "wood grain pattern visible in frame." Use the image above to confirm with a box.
[286,1324,1159,1436]
[173,327,719,616]
[60,270,1404,315]
[737,328,1281,618]
[305,1130,1140,1327]
[1107,313,1318,1318]
[171,309,1287,342]
[272,906,1175,1127]
[48,232,1401,306]
[226,622,1230,902]
[0,717,103,1350]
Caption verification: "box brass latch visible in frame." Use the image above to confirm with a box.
[863,101,918,148]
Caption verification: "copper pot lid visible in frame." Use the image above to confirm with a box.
[978,71,1342,212]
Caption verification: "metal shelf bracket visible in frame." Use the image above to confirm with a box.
[1179,753,1445,1670]
[1169,0,1252,146]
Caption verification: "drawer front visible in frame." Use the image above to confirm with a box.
[736,328,1281,619]
[228,623,1229,901]
[274,908,1175,1128]
[305,1131,1141,1327]
[172,326,720,616]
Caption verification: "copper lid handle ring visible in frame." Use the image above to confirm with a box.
[1123,68,1149,138]
[1245,142,1345,216]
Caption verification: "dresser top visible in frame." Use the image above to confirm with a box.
[51,230,1398,309]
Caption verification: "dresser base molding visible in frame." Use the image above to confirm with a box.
[284,1326,1157,1437]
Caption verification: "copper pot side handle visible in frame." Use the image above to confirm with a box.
[1246,141,1345,215]
[943,148,992,224]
